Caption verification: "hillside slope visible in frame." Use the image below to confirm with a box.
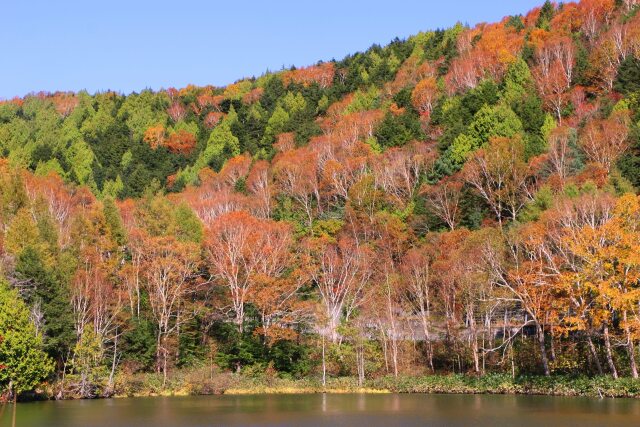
[2,0,640,399]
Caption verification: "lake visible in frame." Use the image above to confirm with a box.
[3,393,640,427]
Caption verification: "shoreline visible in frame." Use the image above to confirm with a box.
[20,372,640,402]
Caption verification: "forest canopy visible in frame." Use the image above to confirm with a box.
[2,0,640,399]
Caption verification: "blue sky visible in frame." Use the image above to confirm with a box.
[1,1,543,99]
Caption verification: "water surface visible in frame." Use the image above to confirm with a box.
[3,393,640,427]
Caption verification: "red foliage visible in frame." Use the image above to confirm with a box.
[204,111,225,129]
[219,154,252,188]
[274,132,296,153]
[167,102,187,122]
[578,110,630,172]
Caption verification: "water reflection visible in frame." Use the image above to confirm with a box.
[3,393,640,427]
[357,393,366,411]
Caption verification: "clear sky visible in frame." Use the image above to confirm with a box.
[1,0,543,99]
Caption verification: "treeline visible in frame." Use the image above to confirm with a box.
[2,0,640,400]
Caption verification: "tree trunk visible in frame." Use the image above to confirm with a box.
[536,323,551,376]
[356,341,365,387]
[162,346,168,388]
[388,326,399,378]
[321,333,326,388]
[481,333,486,375]
[624,311,638,379]
[468,310,479,374]
[428,342,434,373]
[380,328,390,374]
[156,329,163,374]
[472,334,480,374]
[586,333,603,375]
[108,330,119,393]
[420,315,434,373]
[392,343,398,378]
[11,392,17,427]
[627,334,638,379]
[236,307,244,334]
[603,323,618,379]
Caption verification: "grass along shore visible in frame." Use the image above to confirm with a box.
[33,368,640,400]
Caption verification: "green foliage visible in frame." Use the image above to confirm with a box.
[180,113,241,184]
[501,58,534,108]
[432,81,501,157]
[0,278,54,395]
[375,110,424,148]
[121,318,157,372]
[446,103,523,164]
[572,41,592,87]
[312,219,344,238]
[177,318,206,368]
[370,374,640,398]
[344,86,380,113]
[211,321,264,371]
[536,1,555,30]
[269,340,314,377]
[505,15,525,32]
[15,247,75,362]
[615,57,640,95]
[103,197,127,246]
[262,105,290,145]
[72,328,107,396]
[174,202,204,243]
[118,91,168,141]
[518,186,553,222]
[3,2,640,395]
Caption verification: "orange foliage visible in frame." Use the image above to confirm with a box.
[51,92,79,118]
[274,132,296,153]
[282,62,335,88]
[143,124,167,149]
[578,110,630,172]
[144,125,196,154]
[373,141,437,207]
[421,174,464,230]
[205,211,293,333]
[242,87,264,105]
[389,103,405,116]
[272,148,320,226]
[204,111,225,129]
[246,160,272,219]
[550,2,583,34]
[446,21,523,94]
[321,110,384,148]
[411,77,438,117]
[445,54,480,94]
[219,154,252,188]
[165,129,196,154]
[580,0,616,43]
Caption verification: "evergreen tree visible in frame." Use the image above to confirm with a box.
[0,278,54,398]
[15,248,75,363]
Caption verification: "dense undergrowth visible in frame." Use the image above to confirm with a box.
[39,369,640,400]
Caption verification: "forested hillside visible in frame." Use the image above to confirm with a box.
[2,0,640,400]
